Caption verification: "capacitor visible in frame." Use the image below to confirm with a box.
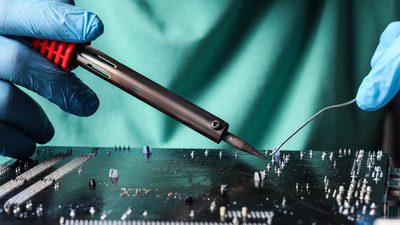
[189,210,195,218]
[89,207,96,216]
[254,171,266,182]
[69,209,75,219]
[241,207,248,222]
[210,201,216,212]
[59,216,65,225]
[108,169,119,178]
[109,169,119,184]
[254,171,266,188]
[78,167,83,176]
[220,184,228,197]
[143,145,152,159]
[219,206,226,221]
[233,217,239,225]
[89,179,96,190]
[273,151,280,161]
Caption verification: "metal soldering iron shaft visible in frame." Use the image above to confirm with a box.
[75,45,264,158]
[222,132,266,159]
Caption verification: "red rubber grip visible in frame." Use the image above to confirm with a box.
[32,39,76,71]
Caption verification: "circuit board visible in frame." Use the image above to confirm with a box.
[0,147,389,225]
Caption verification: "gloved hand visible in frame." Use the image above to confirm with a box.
[0,0,103,158]
[357,22,400,111]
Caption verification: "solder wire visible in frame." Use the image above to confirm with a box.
[270,98,356,156]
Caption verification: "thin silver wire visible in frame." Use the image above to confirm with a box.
[269,98,356,156]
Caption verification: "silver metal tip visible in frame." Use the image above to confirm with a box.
[222,132,266,160]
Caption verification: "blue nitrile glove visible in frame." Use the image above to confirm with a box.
[0,0,103,158]
[357,22,400,111]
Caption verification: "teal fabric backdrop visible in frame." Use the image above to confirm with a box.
[3,0,399,163]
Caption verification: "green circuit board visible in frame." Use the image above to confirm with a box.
[0,146,389,225]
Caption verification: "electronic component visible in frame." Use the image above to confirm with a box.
[108,168,119,179]
[88,179,96,190]
[0,146,395,225]
[0,163,11,176]
[0,154,65,199]
[143,145,152,159]
[3,153,94,213]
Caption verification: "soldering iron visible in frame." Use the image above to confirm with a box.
[31,39,266,159]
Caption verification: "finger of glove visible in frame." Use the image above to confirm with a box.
[0,0,103,42]
[371,22,400,67]
[0,80,54,144]
[0,121,36,158]
[356,35,400,111]
[0,36,100,116]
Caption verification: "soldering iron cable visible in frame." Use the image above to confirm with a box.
[270,98,356,156]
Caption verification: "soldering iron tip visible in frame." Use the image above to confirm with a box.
[222,132,266,160]
[244,143,267,160]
